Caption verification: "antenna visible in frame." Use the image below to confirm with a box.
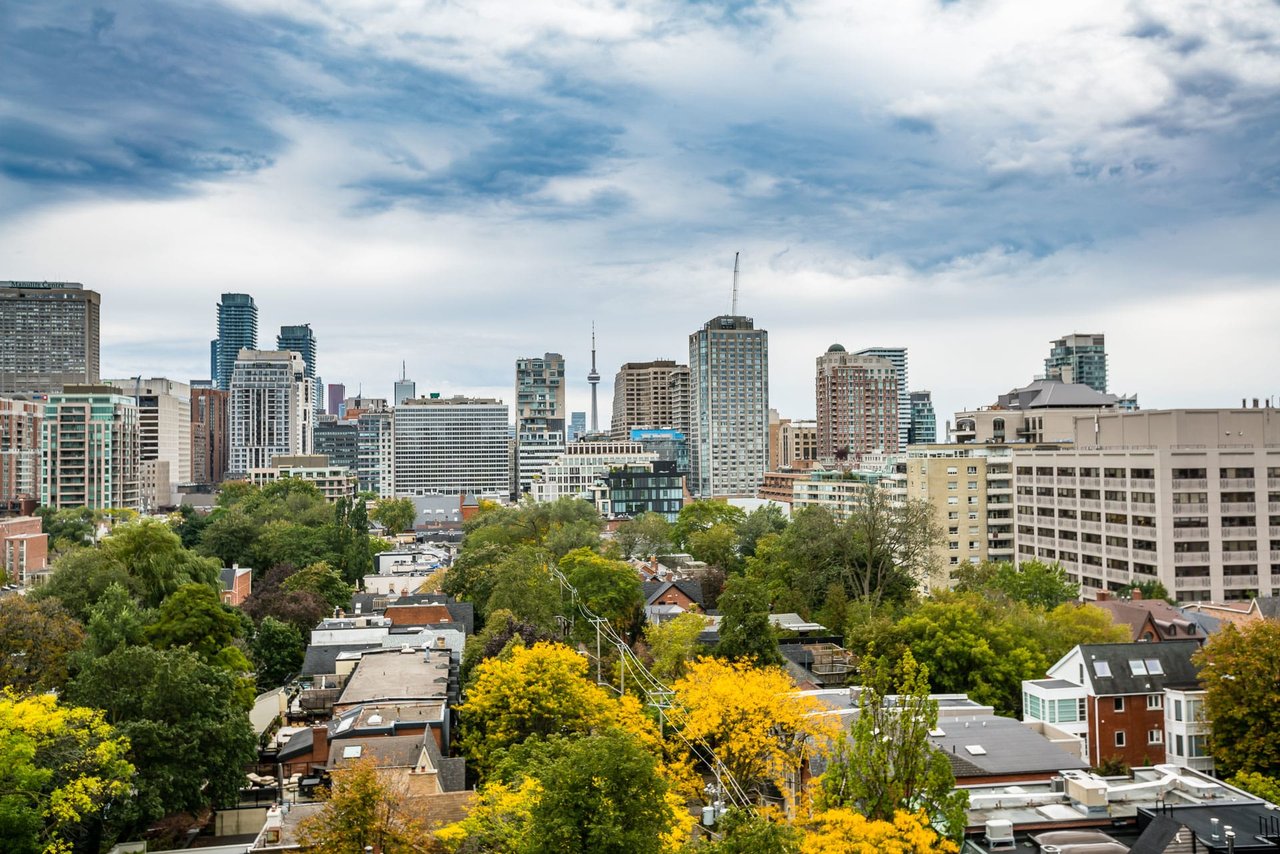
[730,251,740,315]
[401,360,406,381]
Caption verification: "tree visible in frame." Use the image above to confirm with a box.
[251,617,305,689]
[1196,620,1280,776]
[737,504,788,559]
[1127,579,1174,604]
[953,559,1078,609]
[688,523,742,573]
[559,548,643,639]
[716,576,782,667]
[296,758,428,853]
[457,642,658,780]
[0,594,85,693]
[841,490,941,604]
[100,518,221,607]
[146,583,245,662]
[65,645,257,825]
[461,609,558,683]
[614,513,672,560]
[670,658,838,804]
[196,507,258,568]
[28,549,137,623]
[671,500,746,552]
[171,504,210,549]
[1225,771,1280,804]
[0,693,135,854]
[703,809,801,854]
[434,778,540,853]
[83,582,149,657]
[344,499,373,583]
[35,506,100,552]
[644,611,708,684]
[801,808,959,854]
[370,497,417,536]
[817,651,968,841]
[281,561,353,610]
[485,548,562,630]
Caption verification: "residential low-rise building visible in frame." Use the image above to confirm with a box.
[592,460,684,522]
[530,439,656,504]
[0,516,47,585]
[246,455,357,503]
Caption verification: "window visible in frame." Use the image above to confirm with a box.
[1148,729,1163,745]
[1145,659,1163,675]
[1093,661,1112,678]
[1114,730,1126,747]
[1175,734,1185,755]
[1113,697,1125,712]
[1130,660,1148,676]
[1174,700,1183,722]
[1147,694,1163,710]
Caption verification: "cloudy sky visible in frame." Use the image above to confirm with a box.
[3,0,1279,428]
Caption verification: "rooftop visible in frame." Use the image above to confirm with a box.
[334,648,452,710]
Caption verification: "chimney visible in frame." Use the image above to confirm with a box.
[311,723,328,762]
[1096,590,1110,602]
[1131,588,1143,601]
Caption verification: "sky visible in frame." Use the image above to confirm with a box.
[2,0,1279,429]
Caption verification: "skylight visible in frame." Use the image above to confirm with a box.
[1146,659,1164,675]
[1130,659,1148,676]
[1093,661,1112,678]
[964,745,987,756]
[342,745,363,759]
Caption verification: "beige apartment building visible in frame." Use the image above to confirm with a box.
[105,378,191,508]
[1012,409,1280,603]
[768,411,819,471]
[247,455,357,503]
[611,360,690,440]
[954,378,1119,444]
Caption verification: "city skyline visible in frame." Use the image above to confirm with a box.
[2,3,1278,425]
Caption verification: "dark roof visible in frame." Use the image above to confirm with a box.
[301,642,383,676]
[421,731,466,793]
[641,579,704,607]
[1139,802,1280,852]
[328,734,426,769]
[1128,816,1185,854]
[926,715,1089,777]
[1079,641,1202,695]
[220,566,249,589]
[1257,597,1280,619]
[997,378,1118,410]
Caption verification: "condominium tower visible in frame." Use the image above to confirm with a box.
[41,386,141,510]
[190,387,229,485]
[0,281,100,396]
[227,350,313,474]
[611,360,691,441]
[104,378,192,507]
[1045,333,1107,393]
[277,324,320,409]
[815,345,899,466]
[908,391,937,445]
[0,398,42,504]
[214,294,258,391]
[689,315,769,497]
[392,396,510,496]
[853,346,909,451]
[515,353,566,496]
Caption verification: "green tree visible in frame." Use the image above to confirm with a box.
[544,519,604,561]
[486,547,563,631]
[252,617,305,690]
[1226,771,1280,804]
[715,576,782,667]
[1196,620,1280,776]
[614,512,672,559]
[737,504,788,559]
[370,497,417,535]
[35,506,100,552]
[28,548,137,622]
[688,522,742,573]
[281,561,353,610]
[251,520,332,574]
[703,809,801,854]
[671,500,746,552]
[0,693,135,854]
[146,583,245,662]
[0,594,85,694]
[171,504,210,549]
[643,610,708,684]
[818,650,968,841]
[344,499,373,583]
[1127,579,1174,604]
[101,518,221,607]
[65,645,257,825]
[841,490,941,604]
[84,582,150,657]
[196,506,259,568]
[953,559,1079,609]
[559,548,643,640]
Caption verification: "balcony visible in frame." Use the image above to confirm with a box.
[1080,542,1104,556]
[1056,497,1078,508]
[1269,478,1280,489]
[1222,527,1257,538]
[1220,478,1256,489]
[1176,577,1212,589]
[1174,503,1209,515]
[1105,545,1131,559]
[1221,550,1258,563]
[1223,575,1259,588]
[1271,527,1280,538]
[1272,550,1280,562]
[1079,477,1101,488]
[1104,523,1129,536]
[1130,478,1155,490]
[1174,552,1210,564]
[1035,476,1055,486]
[1080,499,1102,510]
[1173,479,1208,490]
[1270,502,1280,513]
[1104,501,1128,513]
[1079,521,1102,533]
[1106,568,1132,582]
[1221,502,1256,514]
[1173,528,1210,540]
[1130,502,1156,513]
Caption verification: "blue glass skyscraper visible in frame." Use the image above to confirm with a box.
[214,293,258,390]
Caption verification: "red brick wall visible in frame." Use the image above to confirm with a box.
[1089,694,1166,767]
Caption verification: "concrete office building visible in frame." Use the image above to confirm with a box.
[105,378,191,507]
[327,383,346,417]
[0,281,100,396]
[190,387,229,485]
[213,293,258,391]
[41,386,141,511]
[356,406,393,498]
[610,360,691,441]
[954,378,1120,444]
[277,324,320,411]
[515,353,566,496]
[228,350,313,475]
[853,346,908,451]
[0,398,42,506]
[392,396,510,497]
[529,439,657,503]
[815,346,899,466]
[909,391,937,445]
[1012,408,1280,603]
[689,316,769,498]
[314,415,359,473]
[1045,333,1107,393]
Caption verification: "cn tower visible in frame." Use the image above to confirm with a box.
[588,322,600,433]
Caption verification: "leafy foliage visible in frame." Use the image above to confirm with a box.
[145,583,245,662]
[614,512,672,560]
[461,609,558,683]
[952,559,1079,609]
[671,500,746,552]
[715,576,782,667]
[251,617,305,689]
[296,758,428,853]
[370,497,418,535]
[643,611,709,684]
[0,594,85,693]
[800,808,959,854]
[280,561,353,610]
[559,548,643,640]
[1196,620,1280,776]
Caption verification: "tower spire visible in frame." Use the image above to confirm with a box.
[731,251,740,316]
[587,322,600,434]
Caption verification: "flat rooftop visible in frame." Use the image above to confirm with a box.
[334,648,451,709]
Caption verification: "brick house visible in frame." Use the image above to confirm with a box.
[1022,640,1203,768]
[220,565,253,606]
[0,516,47,585]
[1089,589,1207,644]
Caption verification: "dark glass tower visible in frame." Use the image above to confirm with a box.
[214,294,258,391]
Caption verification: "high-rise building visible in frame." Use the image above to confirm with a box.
[356,407,393,498]
[227,350,313,475]
[815,345,899,466]
[610,360,691,441]
[1045,333,1107,393]
[908,391,937,446]
[393,363,416,407]
[327,383,346,416]
[630,428,689,475]
[214,294,258,391]
[569,412,587,442]
[313,414,360,473]
[104,378,192,508]
[190,387,229,485]
[0,398,42,505]
[277,324,320,410]
[515,353,566,496]
[41,386,140,510]
[689,315,769,498]
[853,346,908,451]
[392,396,510,496]
[0,281,101,396]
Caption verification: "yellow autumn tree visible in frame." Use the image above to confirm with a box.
[295,758,429,853]
[0,692,134,854]
[669,657,839,806]
[801,808,959,854]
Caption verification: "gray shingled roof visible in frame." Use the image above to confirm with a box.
[1079,640,1202,695]
[997,378,1118,410]
[301,642,383,676]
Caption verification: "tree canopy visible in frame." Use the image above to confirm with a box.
[1196,620,1280,776]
